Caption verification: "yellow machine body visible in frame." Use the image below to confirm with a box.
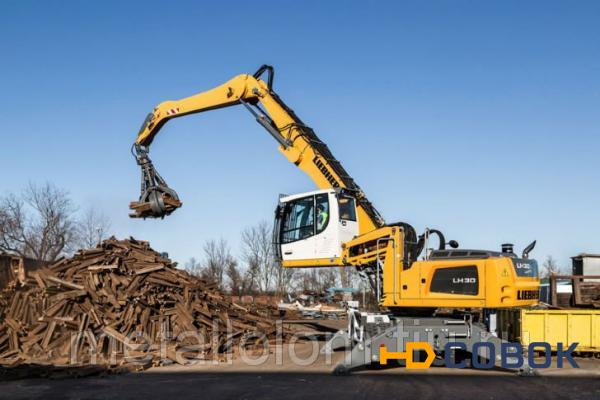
[384,257,540,309]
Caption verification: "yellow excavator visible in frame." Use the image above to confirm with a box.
[131,65,540,373]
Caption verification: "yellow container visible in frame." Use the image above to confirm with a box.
[498,309,600,352]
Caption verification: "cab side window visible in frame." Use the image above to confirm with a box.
[338,196,356,221]
[316,194,329,234]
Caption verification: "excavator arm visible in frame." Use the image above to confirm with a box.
[131,65,383,233]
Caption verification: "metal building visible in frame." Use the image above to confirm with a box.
[572,253,600,278]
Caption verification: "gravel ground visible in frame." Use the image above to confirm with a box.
[1,341,599,400]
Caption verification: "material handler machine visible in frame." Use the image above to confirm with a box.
[130,65,540,374]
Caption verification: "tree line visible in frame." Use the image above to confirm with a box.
[184,220,364,297]
[1,182,565,296]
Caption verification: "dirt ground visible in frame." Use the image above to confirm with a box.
[1,337,599,400]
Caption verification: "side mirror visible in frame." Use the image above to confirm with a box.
[448,240,459,249]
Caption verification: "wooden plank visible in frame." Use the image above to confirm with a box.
[41,320,57,349]
[102,326,135,350]
[87,264,118,272]
[31,272,47,289]
[134,264,164,275]
[49,289,87,302]
[45,276,85,290]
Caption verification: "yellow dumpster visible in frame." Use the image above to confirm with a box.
[498,309,600,352]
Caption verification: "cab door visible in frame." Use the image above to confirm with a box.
[337,194,359,244]
[313,193,360,259]
[279,195,316,260]
[314,193,337,258]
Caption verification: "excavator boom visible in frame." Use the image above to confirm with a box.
[131,66,383,234]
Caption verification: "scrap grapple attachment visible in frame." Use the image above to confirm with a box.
[129,145,182,219]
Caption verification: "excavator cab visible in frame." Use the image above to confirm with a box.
[273,189,359,267]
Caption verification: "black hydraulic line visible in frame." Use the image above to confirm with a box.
[426,229,446,250]
[253,64,275,91]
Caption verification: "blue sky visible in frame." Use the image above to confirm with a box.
[1,1,598,269]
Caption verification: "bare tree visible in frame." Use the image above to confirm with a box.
[274,262,296,297]
[318,269,338,292]
[542,255,561,279]
[227,261,251,296]
[294,270,310,293]
[78,208,111,248]
[185,257,202,277]
[244,254,261,295]
[339,267,351,287]
[294,268,339,293]
[201,238,235,291]
[0,183,79,262]
[241,221,276,294]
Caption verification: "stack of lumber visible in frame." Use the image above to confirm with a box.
[0,237,280,370]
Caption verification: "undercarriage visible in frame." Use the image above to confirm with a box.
[321,307,537,376]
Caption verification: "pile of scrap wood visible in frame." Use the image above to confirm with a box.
[0,237,282,372]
